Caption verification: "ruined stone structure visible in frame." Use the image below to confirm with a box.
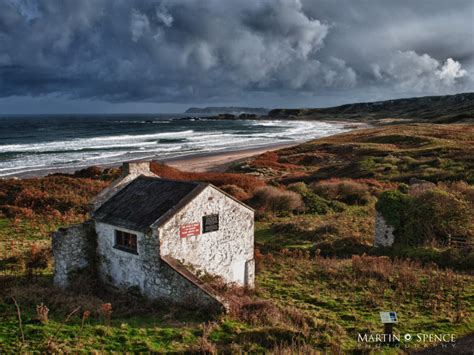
[374,211,395,247]
[52,161,254,311]
[374,179,435,248]
[52,221,95,287]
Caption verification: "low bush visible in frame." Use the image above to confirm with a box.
[373,246,474,271]
[150,162,265,193]
[0,205,34,218]
[288,182,344,214]
[0,176,108,217]
[219,184,249,201]
[313,237,371,258]
[288,182,331,214]
[72,166,120,180]
[410,188,471,244]
[252,186,304,216]
[376,183,473,246]
[24,245,51,276]
[311,179,371,205]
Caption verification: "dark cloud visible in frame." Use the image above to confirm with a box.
[0,0,472,110]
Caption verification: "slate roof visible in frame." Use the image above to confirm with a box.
[93,176,207,232]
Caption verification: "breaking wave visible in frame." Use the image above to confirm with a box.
[0,116,353,177]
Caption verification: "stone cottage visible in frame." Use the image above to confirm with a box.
[52,161,255,311]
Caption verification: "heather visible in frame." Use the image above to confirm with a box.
[0,124,473,352]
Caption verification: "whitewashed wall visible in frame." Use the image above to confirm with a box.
[158,186,255,287]
[95,221,221,309]
[96,222,147,290]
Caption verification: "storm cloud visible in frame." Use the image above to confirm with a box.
[0,0,472,111]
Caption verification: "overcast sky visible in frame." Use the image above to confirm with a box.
[0,0,473,114]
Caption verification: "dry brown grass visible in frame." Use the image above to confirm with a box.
[150,161,265,193]
[0,176,108,218]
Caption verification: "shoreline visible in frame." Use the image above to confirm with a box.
[4,120,370,179]
[6,142,297,179]
[163,142,296,172]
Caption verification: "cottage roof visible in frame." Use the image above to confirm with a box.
[93,176,207,232]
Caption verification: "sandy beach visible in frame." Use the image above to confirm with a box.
[2,120,370,179]
[163,142,295,172]
[4,120,371,179]
[7,142,296,178]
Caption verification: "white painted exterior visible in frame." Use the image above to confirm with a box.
[54,162,255,309]
[95,185,255,290]
[158,185,255,287]
[96,221,147,290]
[95,221,221,308]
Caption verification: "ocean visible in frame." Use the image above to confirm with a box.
[0,114,353,177]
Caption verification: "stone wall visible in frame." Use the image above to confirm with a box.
[96,221,148,290]
[159,185,255,287]
[52,221,96,287]
[374,211,395,247]
[95,221,223,311]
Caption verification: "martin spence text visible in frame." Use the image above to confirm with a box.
[357,333,456,343]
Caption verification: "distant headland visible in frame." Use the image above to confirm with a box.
[185,93,474,124]
[184,107,269,115]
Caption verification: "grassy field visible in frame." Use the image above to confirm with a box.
[1,226,472,352]
[0,124,473,352]
[233,124,474,184]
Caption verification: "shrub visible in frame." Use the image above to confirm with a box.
[376,189,412,233]
[24,245,50,275]
[73,166,105,179]
[377,185,473,246]
[288,182,333,214]
[248,151,300,171]
[287,182,310,195]
[150,162,265,193]
[314,237,371,258]
[440,181,474,204]
[409,188,471,244]
[252,186,304,216]
[0,205,34,218]
[0,176,108,217]
[311,179,371,205]
[219,184,249,201]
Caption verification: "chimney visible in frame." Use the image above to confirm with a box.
[121,161,152,177]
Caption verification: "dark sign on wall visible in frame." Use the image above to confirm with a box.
[202,214,219,233]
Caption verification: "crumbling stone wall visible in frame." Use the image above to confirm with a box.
[52,221,96,287]
[374,211,395,247]
[159,186,255,288]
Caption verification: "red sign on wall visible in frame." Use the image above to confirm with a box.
[179,223,201,238]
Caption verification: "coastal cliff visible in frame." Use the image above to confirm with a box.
[267,92,474,123]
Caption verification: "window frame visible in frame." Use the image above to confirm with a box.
[202,213,219,234]
[114,229,138,254]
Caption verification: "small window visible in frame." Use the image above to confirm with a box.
[114,230,138,254]
[202,214,219,233]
